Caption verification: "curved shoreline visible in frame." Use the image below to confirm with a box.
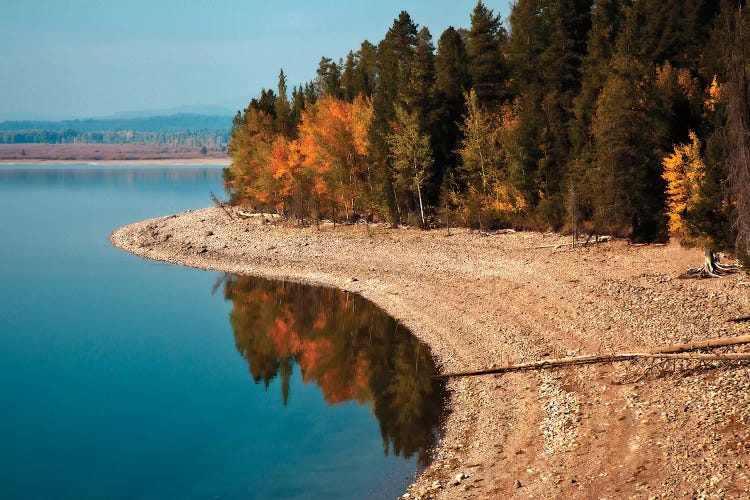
[111,207,750,499]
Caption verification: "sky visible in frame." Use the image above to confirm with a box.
[0,1,512,120]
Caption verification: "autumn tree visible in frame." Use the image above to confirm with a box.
[662,130,735,275]
[387,106,433,225]
[456,90,525,229]
[225,107,277,207]
[297,96,374,220]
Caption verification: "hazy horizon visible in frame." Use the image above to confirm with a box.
[3,1,511,121]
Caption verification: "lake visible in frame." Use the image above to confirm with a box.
[0,165,446,499]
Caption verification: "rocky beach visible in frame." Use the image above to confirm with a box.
[111,206,750,499]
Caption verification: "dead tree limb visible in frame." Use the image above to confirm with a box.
[435,334,750,379]
[210,191,233,221]
[646,334,750,354]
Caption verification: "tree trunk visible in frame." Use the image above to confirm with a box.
[417,185,425,226]
[680,245,737,278]
[704,246,718,274]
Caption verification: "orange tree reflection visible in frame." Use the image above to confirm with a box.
[223,274,445,464]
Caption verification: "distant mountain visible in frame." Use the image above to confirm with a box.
[106,105,235,119]
[0,113,232,133]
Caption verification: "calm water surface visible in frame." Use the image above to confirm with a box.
[0,165,445,499]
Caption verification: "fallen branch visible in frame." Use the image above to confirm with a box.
[435,334,750,379]
[526,235,611,250]
[210,191,233,221]
[647,334,750,354]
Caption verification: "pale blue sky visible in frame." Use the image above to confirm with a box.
[1,1,511,120]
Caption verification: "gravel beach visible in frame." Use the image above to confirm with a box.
[111,206,750,499]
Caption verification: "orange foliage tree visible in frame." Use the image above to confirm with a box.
[226,96,374,222]
[297,95,374,220]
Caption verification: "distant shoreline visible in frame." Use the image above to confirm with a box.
[0,158,230,166]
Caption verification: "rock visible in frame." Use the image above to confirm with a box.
[453,472,465,485]
[351,277,358,282]
[514,479,522,488]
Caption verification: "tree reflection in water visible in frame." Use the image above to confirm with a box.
[222,273,446,465]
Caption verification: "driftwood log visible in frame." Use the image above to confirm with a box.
[436,334,750,379]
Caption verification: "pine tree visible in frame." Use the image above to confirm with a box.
[716,1,750,266]
[315,57,343,99]
[290,85,306,131]
[433,26,470,208]
[370,12,419,222]
[592,54,667,241]
[275,69,292,137]
[466,1,507,107]
[404,27,435,120]
[355,41,379,97]
[341,51,359,101]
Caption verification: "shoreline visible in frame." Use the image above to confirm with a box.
[0,158,230,166]
[111,207,750,499]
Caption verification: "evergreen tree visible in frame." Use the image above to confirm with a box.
[315,57,343,98]
[275,69,292,137]
[592,54,667,241]
[716,0,750,264]
[290,85,306,132]
[341,51,359,101]
[466,1,508,107]
[370,12,420,222]
[404,27,435,120]
[249,88,277,118]
[433,26,470,206]
[355,40,379,97]
[435,27,470,100]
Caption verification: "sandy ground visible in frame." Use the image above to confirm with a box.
[110,207,750,499]
[0,158,230,166]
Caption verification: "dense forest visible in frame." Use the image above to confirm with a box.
[0,113,231,148]
[225,0,750,267]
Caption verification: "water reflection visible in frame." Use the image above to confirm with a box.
[222,274,446,465]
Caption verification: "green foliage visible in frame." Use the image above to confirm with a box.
[466,1,507,107]
[592,54,667,241]
[387,106,434,225]
[224,1,744,251]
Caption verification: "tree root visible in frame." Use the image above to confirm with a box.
[679,263,738,279]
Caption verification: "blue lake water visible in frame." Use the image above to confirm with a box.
[0,165,445,499]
